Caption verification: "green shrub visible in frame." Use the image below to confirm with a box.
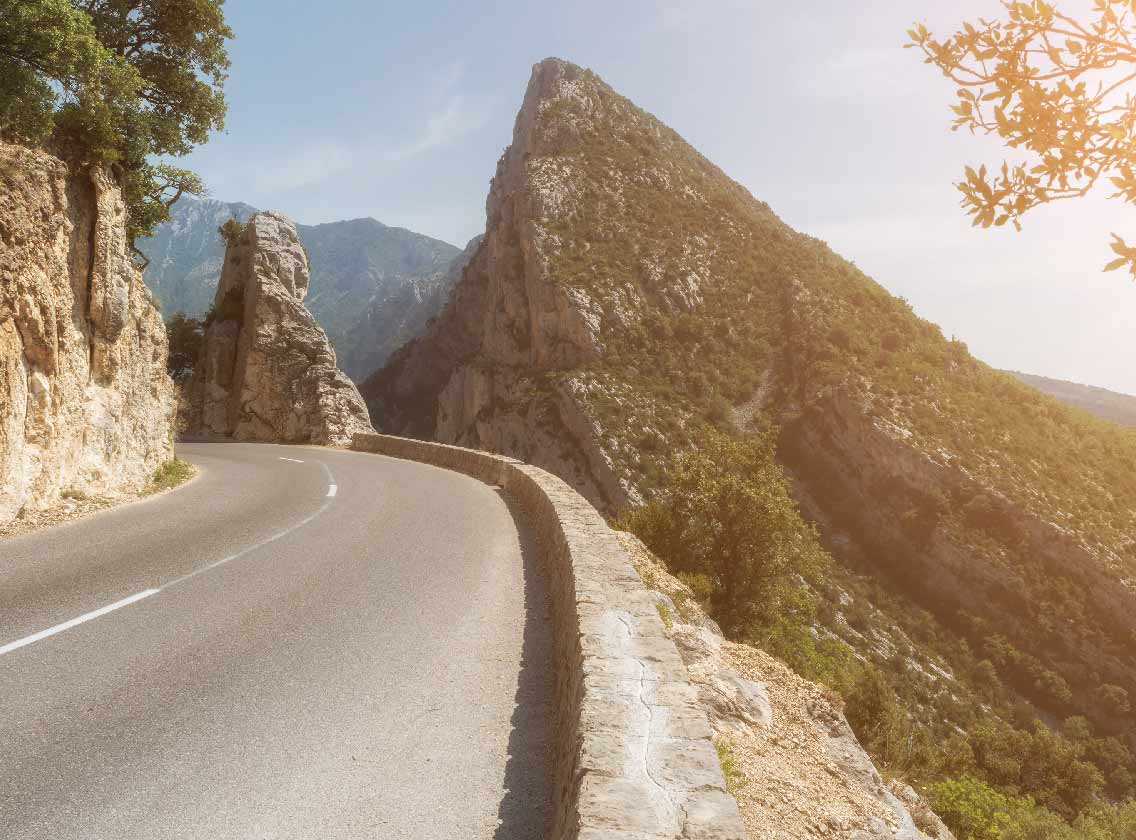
[619,429,827,637]
[145,459,194,495]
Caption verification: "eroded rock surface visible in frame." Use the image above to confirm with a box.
[0,143,176,525]
[363,59,632,509]
[185,211,373,445]
[622,532,954,840]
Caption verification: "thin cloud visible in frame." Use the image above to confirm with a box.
[386,92,498,161]
[238,65,497,195]
[250,140,354,193]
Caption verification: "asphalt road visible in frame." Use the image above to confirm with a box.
[0,442,552,839]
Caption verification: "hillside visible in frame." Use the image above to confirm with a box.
[333,235,481,382]
[1010,371,1136,427]
[365,58,1136,835]
[138,198,462,379]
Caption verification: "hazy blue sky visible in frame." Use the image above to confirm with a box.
[182,0,1136,394]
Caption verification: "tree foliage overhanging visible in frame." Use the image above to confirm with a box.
[910,0,1136,278]
[0,0,231,246]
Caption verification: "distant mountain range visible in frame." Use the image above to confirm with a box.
[1009,371,1136,426]
[137,197,464,381]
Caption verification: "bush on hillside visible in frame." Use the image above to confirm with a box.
[620,429,826,637]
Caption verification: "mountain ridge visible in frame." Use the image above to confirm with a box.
[1008,370,1136,427]
[364,57,1136,832]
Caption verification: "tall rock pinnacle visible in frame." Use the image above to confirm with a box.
[185,211,374,446]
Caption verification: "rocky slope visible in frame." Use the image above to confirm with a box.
[364,58,1136,827]
[137,197,462,380]
[0,143,176,525]
[1009,370,1136,426]
[622,533,953,840]
[184,211,373,445]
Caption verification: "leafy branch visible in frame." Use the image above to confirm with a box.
[909,0,1136,277]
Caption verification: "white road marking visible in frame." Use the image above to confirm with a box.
[0,457,342,658]
[0,589,159,657]
[277,457,305,463]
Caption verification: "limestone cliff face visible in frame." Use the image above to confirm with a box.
[363,60,634,509]
[0,143,176,525]
[185,211,373,446]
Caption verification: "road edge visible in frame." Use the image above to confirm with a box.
[352,432,745,840]
[0,459,201,542]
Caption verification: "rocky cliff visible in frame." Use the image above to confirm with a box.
[0,143,176,525]
[184,211,373,445]
[364,58,1136,822]
[363,60,645,509]
[138,197,462,381]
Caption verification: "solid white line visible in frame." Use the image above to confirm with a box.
[326,484,338,497]
[0,589,159,657]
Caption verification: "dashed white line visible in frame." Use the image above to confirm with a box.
[277,457,305,463]
[0,589,159,658]
[326,484,338,498]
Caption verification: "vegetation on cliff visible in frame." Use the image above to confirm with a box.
[0,0,231,244]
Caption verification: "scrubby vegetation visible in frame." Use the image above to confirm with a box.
[145,458,195,495]
[537,67,1136,836]
[165,312,203,381]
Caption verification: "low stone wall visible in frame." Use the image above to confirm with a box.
[352,432,745,840]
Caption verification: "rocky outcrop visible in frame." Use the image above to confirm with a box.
[624,534,954,840]
[363,56,1136,799]
[363,59,628,509]
[0,143,176,525]
[184,211,373,446]
[136,197,463,382]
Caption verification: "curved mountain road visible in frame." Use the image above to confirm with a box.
[0,442,552,839]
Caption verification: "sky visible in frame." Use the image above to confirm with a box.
[181,0,1136,395]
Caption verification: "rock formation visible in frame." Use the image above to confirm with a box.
[0,143,176,525]
[184,211,373,446]
[363,59,633,508]
[136,197,463,382]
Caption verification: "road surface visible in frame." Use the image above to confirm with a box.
[0,442,552,839]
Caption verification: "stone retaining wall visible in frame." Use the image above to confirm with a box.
[352,432,745,839]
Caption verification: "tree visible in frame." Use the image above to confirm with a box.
[619,429,827,637]
[0,0,134,143]
[165,311,202,381]
[0,0,230,244]
[909,0,1136,277]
